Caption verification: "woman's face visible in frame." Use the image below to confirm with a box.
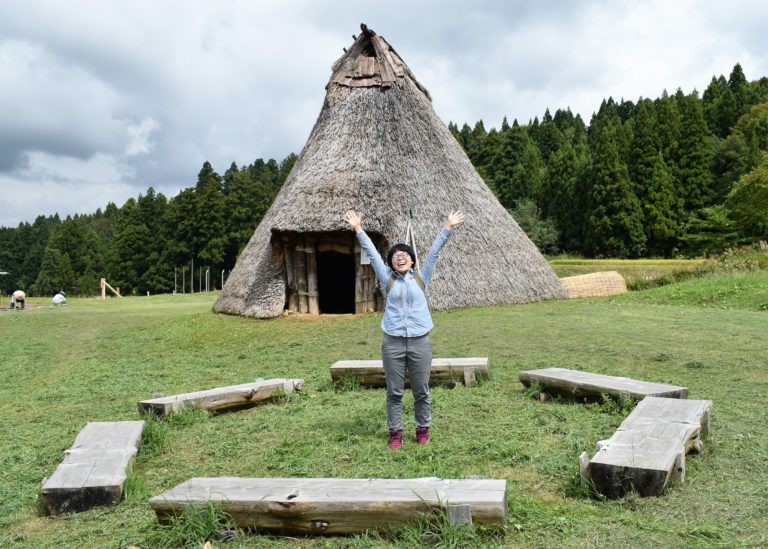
[391,251,413,275]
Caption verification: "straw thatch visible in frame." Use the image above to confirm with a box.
[559,271,628,298]
[214,25,566,318]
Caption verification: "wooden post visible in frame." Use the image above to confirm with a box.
[305,235,319,315]
[101,278,106,300]
[354,242,364,314]
[283,236,298,312]
[296,242,308,313]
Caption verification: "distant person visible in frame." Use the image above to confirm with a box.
[11,290,25,310]
[344,209,465,449]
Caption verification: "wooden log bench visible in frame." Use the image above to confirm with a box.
[138,378,304,418]
[518,367,688,400]
[41,421,144,515]
[580,396,712,498]
[149,477,507,534]
[330,358,489,388]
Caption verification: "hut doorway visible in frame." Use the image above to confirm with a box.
[279,232,384,315]
[317,250,355,313]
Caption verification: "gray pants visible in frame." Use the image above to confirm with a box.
[382,333,432,431]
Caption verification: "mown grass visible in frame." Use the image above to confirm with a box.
[1,280,767,548]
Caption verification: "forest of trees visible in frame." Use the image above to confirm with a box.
[2,64,768,297]
[0,156,296,297]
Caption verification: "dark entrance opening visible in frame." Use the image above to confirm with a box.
[317,250,355,314]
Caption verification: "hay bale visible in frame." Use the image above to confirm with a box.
[559,271,627,298]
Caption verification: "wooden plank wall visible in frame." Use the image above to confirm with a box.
[281,233,380,315]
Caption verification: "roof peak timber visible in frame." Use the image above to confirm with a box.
[328,23,431,100]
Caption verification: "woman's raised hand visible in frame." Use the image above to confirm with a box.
[445,210,465,229]
[344,210,363,232]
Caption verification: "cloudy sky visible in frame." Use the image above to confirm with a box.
[1,0,766,228]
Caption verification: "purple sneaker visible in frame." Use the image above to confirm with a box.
[416,427,430,445]
[387,429,403,450]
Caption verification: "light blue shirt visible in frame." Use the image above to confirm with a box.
[356,228,451,337]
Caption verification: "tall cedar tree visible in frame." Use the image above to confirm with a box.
[586,117,646,257]
[676,91,716,212]
[644,153,679,255]
[194,162,227,269]
[543,140,580,250]
[34,247,63,295]
[112,199,153,294]
[491,124,543,207]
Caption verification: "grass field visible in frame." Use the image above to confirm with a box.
[2,272,768,548]
[548,258,709,289]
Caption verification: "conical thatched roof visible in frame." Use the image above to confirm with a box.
[214,25,565,318]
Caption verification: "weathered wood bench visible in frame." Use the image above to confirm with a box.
[138,378,304,418]
[41,421,144,515]
[518,367,688,400]
[331,358,489,388]
[149,477,507,534]
[580,396,712,498]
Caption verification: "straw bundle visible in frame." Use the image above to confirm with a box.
[559,271,628,298]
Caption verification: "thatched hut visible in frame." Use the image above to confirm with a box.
[214,24,566,318]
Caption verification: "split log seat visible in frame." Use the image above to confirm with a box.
[581,396,712,498]
[149,477,508,534]
[138,378,304,418]
[331,358,489,388]
[41,421,144,515]
[518,367,688,400]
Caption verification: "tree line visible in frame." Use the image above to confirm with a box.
[449,63,768,257]
[0,156,295,297]
[2,64,767,297]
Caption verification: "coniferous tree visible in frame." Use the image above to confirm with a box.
[586,118,646,257]
[644,153,679,255]
[676,91,716,212]
[728,63,749,121]
[542,140,580,249]
[193,161,226,270]
[34,247,63,295]
[531,109,564,164]
[702,75,726,135]
[58,253,76,292]
[0,227,18,294]
[112,199,152,294]
[489,125,543,207]
[628,99,660,201]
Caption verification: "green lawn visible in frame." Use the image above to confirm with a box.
[1,278,767,548]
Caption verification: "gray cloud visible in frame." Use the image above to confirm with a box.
[0,0,766,227]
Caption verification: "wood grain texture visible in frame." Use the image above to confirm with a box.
[41,421,144,515]
[149,477,507,534]
[330,358,489,388]
[518,367,688,400]
[584,397,712,498]
[138,379,304,418]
